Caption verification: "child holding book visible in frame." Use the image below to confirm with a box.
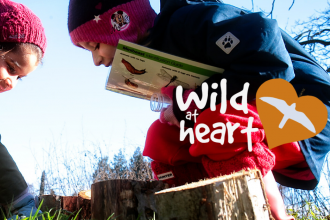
[68,0,330,219]
[0,0,47,218]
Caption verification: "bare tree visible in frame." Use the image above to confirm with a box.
[293,3,330,72]
[92,156,114,183]
[39,170,46,196]
[92,147,153,182]
[128,147,153,181]
[247,0,297,18]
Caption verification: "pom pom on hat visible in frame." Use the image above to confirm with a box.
[68,0,157,46]
[0,0,47,55]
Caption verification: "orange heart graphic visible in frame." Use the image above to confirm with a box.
[256,78,327,149]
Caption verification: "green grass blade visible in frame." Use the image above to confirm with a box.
[71,208,81,220]
[106,213,114,220]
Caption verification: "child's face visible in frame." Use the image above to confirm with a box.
[0,46,38,93]
[78,42,116,67]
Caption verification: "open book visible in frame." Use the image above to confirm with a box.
[106,40,224,100]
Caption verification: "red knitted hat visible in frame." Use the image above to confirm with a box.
[0,0,47,55]
[68,0,157,47]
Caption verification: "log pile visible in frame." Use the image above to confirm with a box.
[36,169,271,220]
[38,190,91,219]
[36,180,165,220]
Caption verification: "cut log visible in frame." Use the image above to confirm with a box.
[91,179,165,220]
[61,196,78,219]
[39,195,61,215]
[77,190,91,220]
[155,169,273,220]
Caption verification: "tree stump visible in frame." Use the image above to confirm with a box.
[39,195,61,215]
[155,169,273,220]
[77,190,91,220]
[91,179,165,220]
[61,196,78,219]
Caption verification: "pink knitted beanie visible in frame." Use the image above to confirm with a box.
[68,0,157,46]
[0,0,47,54]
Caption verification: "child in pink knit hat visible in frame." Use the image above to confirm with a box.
[0,0,46,219]
[68,0,330,219]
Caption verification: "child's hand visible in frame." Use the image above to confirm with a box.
[160,104,180,127]
[159,86,180,127]
[159,86,200,127]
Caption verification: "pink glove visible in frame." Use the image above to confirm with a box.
[159,86,200,127]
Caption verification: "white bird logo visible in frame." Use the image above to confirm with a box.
[260,97,316,133]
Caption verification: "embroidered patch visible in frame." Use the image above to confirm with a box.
[216,32,240,54]
[157,171,175,181]
[110,11,130,31]
[93,15,101,23]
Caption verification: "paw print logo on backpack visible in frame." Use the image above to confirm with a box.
[222,36,233,49]
[216,32,240,54]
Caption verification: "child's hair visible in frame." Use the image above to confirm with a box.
[0,42,43,64]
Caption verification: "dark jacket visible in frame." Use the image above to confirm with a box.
[146,0,330,190]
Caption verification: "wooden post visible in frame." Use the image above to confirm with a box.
[155,169,273,220]
[91,179,165,220]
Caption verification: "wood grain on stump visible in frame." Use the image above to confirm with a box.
[60,196,78,219]
[77,190,91,220]
[155,169,273,220]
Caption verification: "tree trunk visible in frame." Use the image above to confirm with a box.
[77,190,91,220]
[39,195,61,215]
[91,179,165,220]
[155,169,273,220]
[61,196,78,219]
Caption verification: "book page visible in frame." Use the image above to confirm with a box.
[106,40,224,100]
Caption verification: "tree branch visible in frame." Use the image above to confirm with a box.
[299,39,330,47]
[294,30,311,41]
[313,29,330,37]
[289,0,295,10]
[267,0,276,18]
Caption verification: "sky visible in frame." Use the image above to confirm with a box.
[0,0,329,191]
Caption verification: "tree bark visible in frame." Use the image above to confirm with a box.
[61,196,78,219]
[77,190,91,220]
[39,195,61,215]
[91,179,165,220]
[155,169,273,220]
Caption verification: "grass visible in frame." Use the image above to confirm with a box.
[2,200,80,220]
[3,200,156,220]
[287,201,330,220]
[8,199,328,220]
